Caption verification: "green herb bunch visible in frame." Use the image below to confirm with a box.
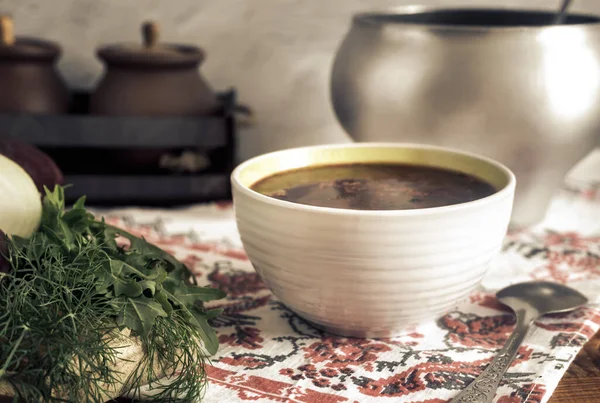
[0,186,226,402]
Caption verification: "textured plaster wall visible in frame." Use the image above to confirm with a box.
[1,0,600,161]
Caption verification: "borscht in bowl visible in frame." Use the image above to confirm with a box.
[231,143,515,338]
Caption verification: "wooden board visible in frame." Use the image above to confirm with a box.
[549,329,600,403]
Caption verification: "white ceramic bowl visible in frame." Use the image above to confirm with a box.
[231,143,516,338]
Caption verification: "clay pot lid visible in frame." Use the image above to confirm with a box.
[97,21,205,67]
[0,15,61,61]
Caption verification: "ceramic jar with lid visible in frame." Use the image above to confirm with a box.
[0,16,69,114]
[90,21,220,116]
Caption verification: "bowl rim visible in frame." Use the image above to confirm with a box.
[351,5,600,32]
[231,142,516,217]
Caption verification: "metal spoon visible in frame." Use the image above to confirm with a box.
[554,0,573,25]
[450,281,588,403]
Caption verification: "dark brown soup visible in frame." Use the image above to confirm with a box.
[251,163,497,210]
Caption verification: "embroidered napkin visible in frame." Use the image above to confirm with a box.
[98,180,599,403]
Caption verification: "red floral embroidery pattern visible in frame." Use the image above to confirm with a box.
[440,312,516,348]
[304,337,392,368]
[219,327,264,350]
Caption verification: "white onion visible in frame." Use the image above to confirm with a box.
[0,154,42,238]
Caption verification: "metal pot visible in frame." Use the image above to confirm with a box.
[331,7,600,227]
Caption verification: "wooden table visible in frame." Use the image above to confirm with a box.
[550,330,600,403]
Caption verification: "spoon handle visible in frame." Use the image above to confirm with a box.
[450,310,533,403]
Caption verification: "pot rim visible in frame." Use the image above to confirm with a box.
[353,5,600,32]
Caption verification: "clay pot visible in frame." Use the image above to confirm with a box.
[0,15,69,114]
[90,21,219,116]
[89,21,220,173]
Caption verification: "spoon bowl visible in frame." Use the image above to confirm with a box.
[497,281,588,316]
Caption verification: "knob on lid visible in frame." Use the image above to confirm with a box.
[97,20,205,67]
[0,15,61,61]
[0,15,14,46]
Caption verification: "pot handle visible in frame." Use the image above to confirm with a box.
[543,147,600,235]
[565,148,600,188]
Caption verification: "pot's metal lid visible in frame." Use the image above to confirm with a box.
[97,21,205,68]
[0,15,61,61]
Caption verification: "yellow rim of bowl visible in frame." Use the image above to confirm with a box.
[231,142,516,216]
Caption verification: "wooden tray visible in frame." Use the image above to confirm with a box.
[0,90,239,205]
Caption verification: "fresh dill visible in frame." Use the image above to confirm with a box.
[0,186,225,402]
